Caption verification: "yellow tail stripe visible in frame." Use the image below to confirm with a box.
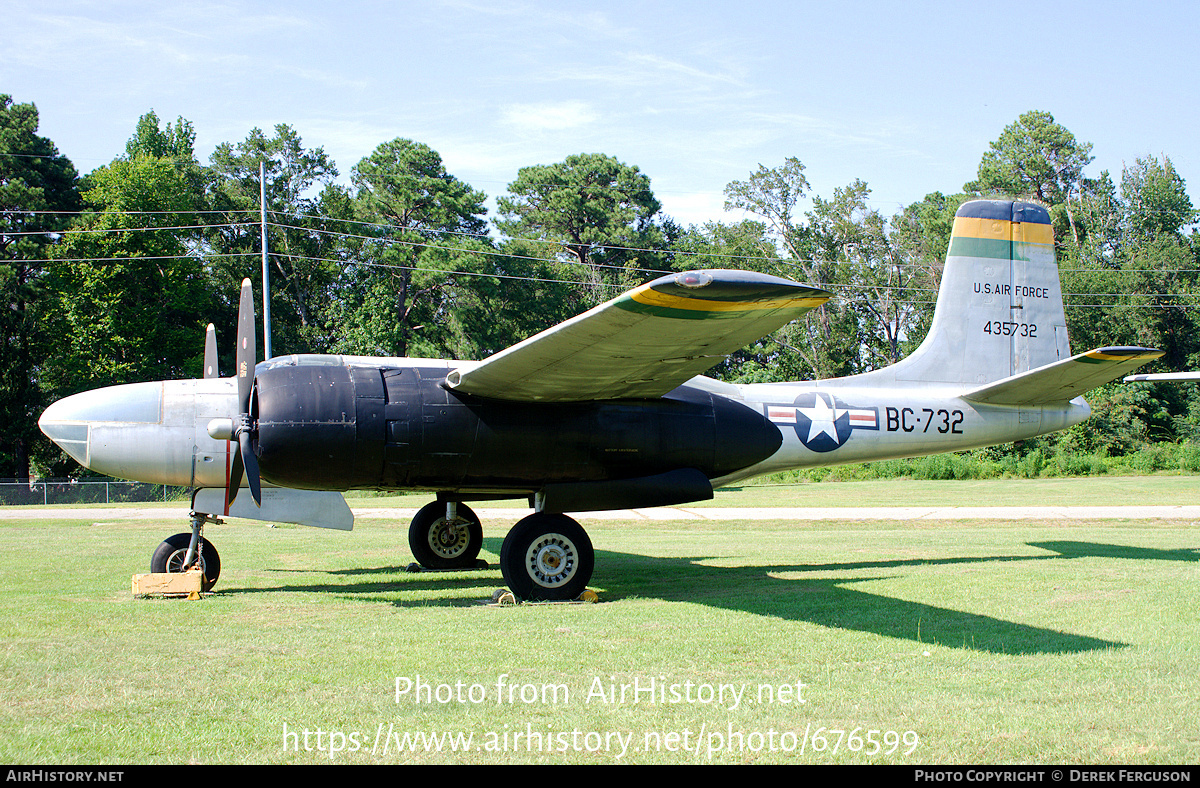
[952,216,1055,245]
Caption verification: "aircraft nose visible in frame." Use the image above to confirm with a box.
[38,397,92,467]
[39,383,163,469]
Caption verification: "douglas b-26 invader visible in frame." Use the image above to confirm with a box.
[39,200,1162,600]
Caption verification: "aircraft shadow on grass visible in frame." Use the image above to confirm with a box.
[246,538,1200,655]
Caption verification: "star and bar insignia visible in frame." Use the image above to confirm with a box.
[766,393,878,452]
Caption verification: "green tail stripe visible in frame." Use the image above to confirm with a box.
[948,237,1053,261]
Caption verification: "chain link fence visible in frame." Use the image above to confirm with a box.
[0,479,190,506]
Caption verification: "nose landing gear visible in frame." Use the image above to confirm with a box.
[150,513,222,592]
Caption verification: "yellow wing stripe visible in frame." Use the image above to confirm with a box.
[1084,349,1164,362]
[629,286,829,313]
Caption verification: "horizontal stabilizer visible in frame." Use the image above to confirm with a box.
[1124,371,1200,382]
[963,347,1163,406]
[193,487,354,530]
[447,270,829,402]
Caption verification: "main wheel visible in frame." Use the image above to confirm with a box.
[500,513,593,601]
[408,502,483,569]
[151,533,221,592]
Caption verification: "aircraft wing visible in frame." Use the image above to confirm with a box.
[963,347,1164,406]
[446,270,830,401]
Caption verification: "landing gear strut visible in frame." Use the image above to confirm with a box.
[408,501,483,569]
[151,512,221,591]
[500,513,594,601]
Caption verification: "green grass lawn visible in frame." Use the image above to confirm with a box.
[2,478,1199,764]
[332,473,1200,510]
[15,473,1200,511]
[701,474,1200,508]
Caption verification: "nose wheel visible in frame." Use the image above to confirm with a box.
[151,531,221,592]
[500,513,594,601]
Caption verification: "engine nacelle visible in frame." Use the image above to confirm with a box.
[253,361,783,501]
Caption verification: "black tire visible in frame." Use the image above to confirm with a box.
[408,502,483,569]
[500,513,593,601]
[151,532,220,592]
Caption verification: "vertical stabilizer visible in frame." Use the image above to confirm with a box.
[894,200,1069,387]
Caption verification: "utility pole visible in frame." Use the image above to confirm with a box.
[259,160,273,360]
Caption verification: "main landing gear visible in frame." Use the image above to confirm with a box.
[500,513,594,602]
[151,512,222,592]
[406,504,595,602]
[407,502,484,569]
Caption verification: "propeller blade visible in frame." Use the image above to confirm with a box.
[236,279,256,412]
[241,430,262,506]
[227,447,244,509]
[225,278,262,509]
[203,324,218,379]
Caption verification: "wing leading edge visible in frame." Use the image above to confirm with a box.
[446,270,831,402]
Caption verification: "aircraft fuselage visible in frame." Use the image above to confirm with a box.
[40,352,1090,509]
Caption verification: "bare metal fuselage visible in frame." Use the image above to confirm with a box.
[39,356,1089,498]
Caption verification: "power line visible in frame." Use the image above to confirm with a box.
[4,221,256,237]
[19,252,257,264]
[21,245,1200,307]
[7,213,1200,307]
[273,251,630,293]
[267,221,680,278]
[0,152,68,160]
[17,209,259,216]
[9,205,1196,274]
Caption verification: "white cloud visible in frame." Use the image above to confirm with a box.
[657,190,729,229]
[499,101,598,133]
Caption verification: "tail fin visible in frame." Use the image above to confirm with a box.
[894,199,1070,386]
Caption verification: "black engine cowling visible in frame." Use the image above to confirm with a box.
[253,360,782,508]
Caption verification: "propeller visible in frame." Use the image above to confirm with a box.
[225,279,261,508]
[203,323,218,378]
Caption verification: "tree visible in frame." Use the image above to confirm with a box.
[43,112,213,394]
[793,180,894,375]
[967,111,1094,244]
[722,161,879,379]
[468,238,585,357]
[888,192,967,354]
[331,138,491,358]
[496,153,667,302]
[670,219,807,381]
[208,125,343,354]
[722,159,838,378]
[0,95,80,478]
[1121,155,1196,240]
[723,157,810,262]
[125,110,198,161]
[968,110,1094,204]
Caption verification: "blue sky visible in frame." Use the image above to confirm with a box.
[4,0,1197,228]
